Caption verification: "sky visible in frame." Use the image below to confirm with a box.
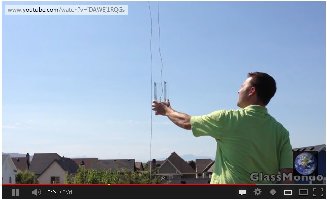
[2,1,326,162]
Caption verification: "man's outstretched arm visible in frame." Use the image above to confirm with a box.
[152,101,191,130]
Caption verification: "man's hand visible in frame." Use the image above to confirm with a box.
[152,100,171,116]
[152,100,191,130]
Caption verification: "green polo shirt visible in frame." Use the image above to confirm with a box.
[190,105,293,184]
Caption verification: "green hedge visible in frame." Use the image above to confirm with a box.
[66,167,163,184]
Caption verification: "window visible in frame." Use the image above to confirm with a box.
[9,177,12,183]
[50,176,60,184]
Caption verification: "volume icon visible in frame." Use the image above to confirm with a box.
[32,189,41,196]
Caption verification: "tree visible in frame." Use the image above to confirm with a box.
[15,170,38,184]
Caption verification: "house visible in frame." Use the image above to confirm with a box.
[135,162,144,171]
[37,157,79,184]
[12,157,29,172]
[73,158,137,172]
[96,159,135,172]
[156,152,196,180]
[72,158,99,169]
[207,162,214,176]
[195,159,214,178]
[30,153,61,177]
[2,154,17,184]
[146,159,165,171]
[30,153,78,184]
[12,153,31,172]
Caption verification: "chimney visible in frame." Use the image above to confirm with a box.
[26,153,30,170]
[151,159,156,171]
[188,160,196,170]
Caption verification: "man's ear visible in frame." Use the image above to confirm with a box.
[248,86,256,96]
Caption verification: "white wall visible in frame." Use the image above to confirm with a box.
[2,155,17,184]
[38,161,67,184]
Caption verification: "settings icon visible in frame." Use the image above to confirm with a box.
[254,188,262,196]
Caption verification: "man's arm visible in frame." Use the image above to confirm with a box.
[152,101,191,130]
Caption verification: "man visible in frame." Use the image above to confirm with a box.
[152,72,293,184]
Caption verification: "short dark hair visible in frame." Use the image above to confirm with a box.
[248,72,276,105]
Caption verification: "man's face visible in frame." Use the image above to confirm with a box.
[237,77,254,108]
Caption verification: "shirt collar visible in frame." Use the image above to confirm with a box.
[243,105,268,113]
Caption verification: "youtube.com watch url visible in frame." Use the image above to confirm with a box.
[5,5,128,15]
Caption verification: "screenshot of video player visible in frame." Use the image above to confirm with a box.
[2,0,326,199]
